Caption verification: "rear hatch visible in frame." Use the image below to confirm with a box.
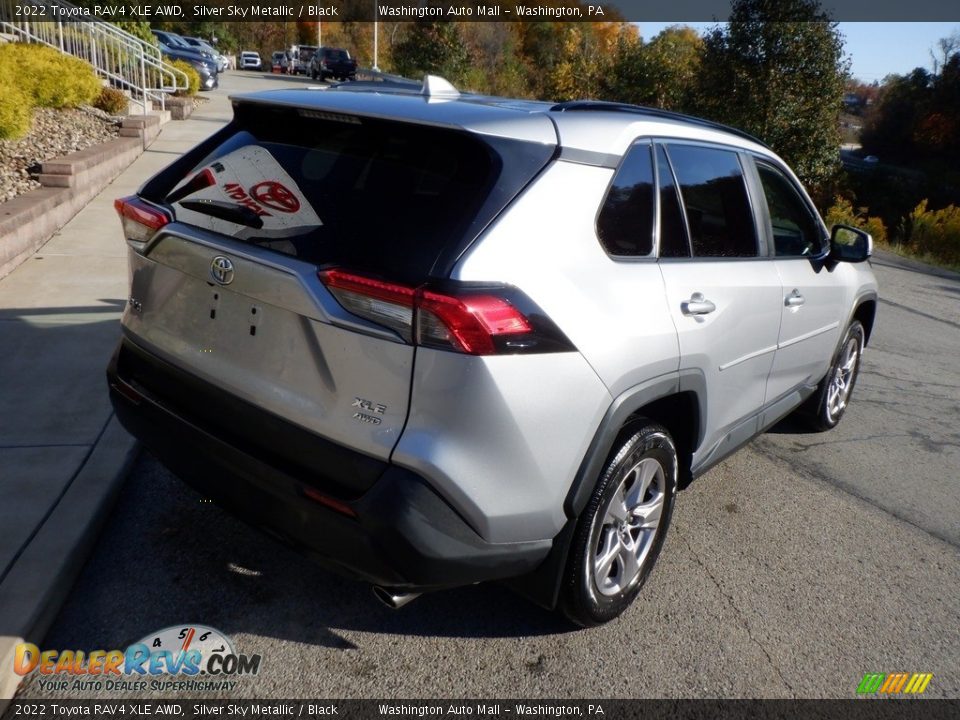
[115,94,556,493]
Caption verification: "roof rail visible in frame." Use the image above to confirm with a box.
[550,101,769,149]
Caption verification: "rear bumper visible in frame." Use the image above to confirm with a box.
[107,337,551,590]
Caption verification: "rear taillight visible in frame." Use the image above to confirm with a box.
[319,269,572,356]
[417,291,531,355]
[114,196,170,252]
[319,269,415,342]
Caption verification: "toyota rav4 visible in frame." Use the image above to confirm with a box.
[108,77,877,626]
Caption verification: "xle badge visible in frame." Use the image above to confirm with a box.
[352,397,386,425]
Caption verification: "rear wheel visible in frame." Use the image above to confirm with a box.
[803,320,865,431]
[560,420,677,627]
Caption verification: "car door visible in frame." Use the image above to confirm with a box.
[656,143,782,470]
[750,158,847,406]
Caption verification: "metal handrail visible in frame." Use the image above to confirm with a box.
[0,0,188,113]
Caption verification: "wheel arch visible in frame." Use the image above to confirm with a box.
[508,375,704,609]
[566,373,705,517]
[853,297,877,346]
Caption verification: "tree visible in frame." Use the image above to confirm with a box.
[391,22,469,83]
[696,0,848,195]
[601,25,701,110]
[458,23,530,97]
[930,31,960,76]
[861,68,932,160]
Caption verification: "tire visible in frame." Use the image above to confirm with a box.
[560,419,678,627]
[803,320,865,432]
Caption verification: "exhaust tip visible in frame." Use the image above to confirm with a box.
[372,586,421,610]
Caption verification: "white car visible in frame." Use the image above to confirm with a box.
[239,51,261,71]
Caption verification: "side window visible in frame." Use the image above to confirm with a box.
[666,144,758,258]
[596,142,655,257]
[756,162,825,257]
[656,145,690,258]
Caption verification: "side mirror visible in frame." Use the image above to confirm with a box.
[830,224,872,263]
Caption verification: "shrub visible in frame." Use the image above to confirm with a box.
[170,59,200,96]
[824,196,888,245]
[0,43,101,109]
[0,79,32,140]
[94,87,128,115]
[909,200,960,265]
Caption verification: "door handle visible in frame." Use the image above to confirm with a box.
[785,289,805,307]
[682,292,716,316]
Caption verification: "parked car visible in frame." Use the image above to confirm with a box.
[309,47,356,81]
[157,43,218,91]
[182,36,229,73]
[288,44,318,75]
[239,51,262,71]
[152,30,218,68]
[109,78,878,627]
[270,51,289,74]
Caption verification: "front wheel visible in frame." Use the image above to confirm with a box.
[804,320,865,431]
[560,420,677,627]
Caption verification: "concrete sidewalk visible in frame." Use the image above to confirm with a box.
[0,90,235,703]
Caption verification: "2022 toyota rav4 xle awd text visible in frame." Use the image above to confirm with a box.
[108,78,877,626]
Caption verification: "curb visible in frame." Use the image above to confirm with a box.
[0,416,139,708]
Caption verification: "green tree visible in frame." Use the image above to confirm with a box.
[458,23,530,97]
[391,22,469,82]
[601,25,701,110]
[696,0,848,195]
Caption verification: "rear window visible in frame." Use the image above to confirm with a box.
[156,104,543,281]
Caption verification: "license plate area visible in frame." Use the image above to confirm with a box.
[206,285,265,343]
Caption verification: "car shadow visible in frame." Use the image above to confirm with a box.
[37,450,575,657]
[763,414,814,435]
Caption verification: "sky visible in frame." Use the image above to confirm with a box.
[637,22,960,83]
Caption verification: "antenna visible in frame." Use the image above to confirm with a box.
[421,75,460,99]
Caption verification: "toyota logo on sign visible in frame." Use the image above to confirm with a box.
[210,256,235,285]
[250,181,300,213]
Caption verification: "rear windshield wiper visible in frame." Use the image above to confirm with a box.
[178,199,264,230]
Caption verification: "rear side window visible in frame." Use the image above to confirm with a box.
[159,104,538,282]
[756,161,825,257]
[596,142,654,256]
[666,145,758,258]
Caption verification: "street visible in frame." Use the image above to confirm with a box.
[15,71,960,701]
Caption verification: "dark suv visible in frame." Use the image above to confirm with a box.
[309,47,356,82]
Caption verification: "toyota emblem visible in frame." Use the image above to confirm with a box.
[210,256,235,285]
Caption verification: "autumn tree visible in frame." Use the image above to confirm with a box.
[696,0,848,194]
[601,25,701,111]
[458,23,530,97]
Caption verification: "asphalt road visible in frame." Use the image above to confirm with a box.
[15,72,960,700]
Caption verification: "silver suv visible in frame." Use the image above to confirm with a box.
[108,77,878,626]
